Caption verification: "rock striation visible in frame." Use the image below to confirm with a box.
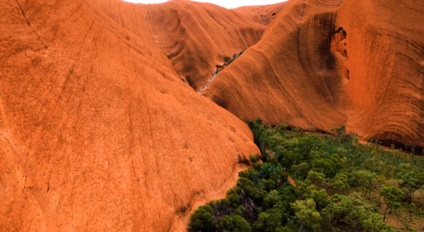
[203,0,348,131]
[336,0,424,149]
[203,0,423,149]
[0,0,260,231]
[1,0,422,231]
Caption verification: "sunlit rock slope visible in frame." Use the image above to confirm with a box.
[0,0,259,231]
[1,0,423,231]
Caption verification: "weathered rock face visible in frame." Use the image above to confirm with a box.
[0,0,259,231]
[142,1,269,91]
[203,0,348,130]
[1,0,423,231]
[335,0,424,148]
[203,0,424,149]
[233,3,286,26]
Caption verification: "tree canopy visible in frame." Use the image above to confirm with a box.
[188,122,423,231]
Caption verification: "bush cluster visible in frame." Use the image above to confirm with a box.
[188,120,423,231]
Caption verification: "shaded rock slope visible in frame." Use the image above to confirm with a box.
[0,0,423,231]
[142,0,280,91]
[336,0,424,149]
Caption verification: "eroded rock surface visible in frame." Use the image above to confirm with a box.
[1,0,423,231]
[203,0,423,149]
[0,0,259,231]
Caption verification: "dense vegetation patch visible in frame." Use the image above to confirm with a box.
[188,120,424,231]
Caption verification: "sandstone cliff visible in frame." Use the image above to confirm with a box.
[203,0,423,149]
[1,0,422,231]
[336,0,424,148]
[0,0,260,231]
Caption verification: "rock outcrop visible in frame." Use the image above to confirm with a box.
[203,0,348,131]
[336,0,424,149]
[1,0,422,231]
[0,0,260,231]
[142,0,273,91]
[203,0,424,149]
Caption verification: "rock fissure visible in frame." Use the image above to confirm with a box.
[198,50,245,94]
[14,0,47,49]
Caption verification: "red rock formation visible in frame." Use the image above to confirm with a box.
[0,0,259,231]
[234,2,286,26]
[203,0,348,131]
[203,0,423,148]
[143,1,269,91]
[336,0,424,148]
[1,0,423,231]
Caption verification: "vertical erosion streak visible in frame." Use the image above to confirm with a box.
[14,0,47,49]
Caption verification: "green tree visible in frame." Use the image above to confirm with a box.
[218,215,251,232]
[188,205,216,232]
[359,210,393,232]
[321,194,392,231]
[311,157,337,177]
[321,194,356,229]
[291,198,321,232]
[263,190,281,209]
[253,208,286,232]
[311,189,329,210]
[328,173,349,193]
[396,164,423,202]
[380,186,404,221]
[236,177,267,204]
[307,170,325,186]
[292,162,310,179]
[349,170,378,198]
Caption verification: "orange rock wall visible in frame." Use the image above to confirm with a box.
[143,1,267,91]
[1,0,423,231]
[203,0,423,148]
[336,0,424,147]
[0,0,259,231]
[203,0,348,130]
[234,3,286,26]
